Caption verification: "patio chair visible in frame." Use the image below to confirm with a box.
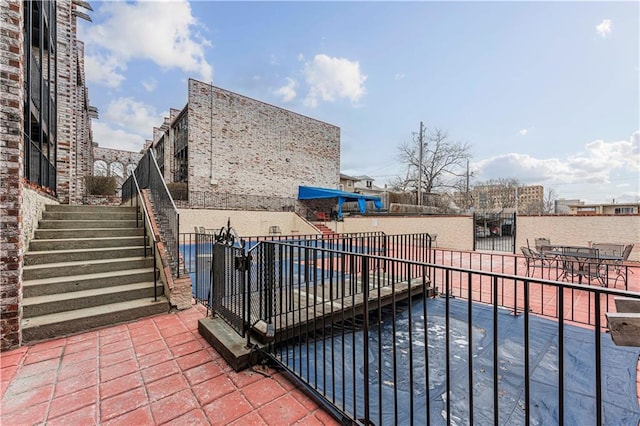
[520,246,548,277]
[558,247,603,286]
[592,243,624,286]
[592,243,625,257]
[534,238,551,251]
[610,244,635,287]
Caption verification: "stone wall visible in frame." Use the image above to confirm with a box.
[516,215,640,261]
[179,209,319,237]
[82,195,121,206]
[93,146,143,190]
[0,0,24,350]
[338,214,640,262]
[338,215,473,251]
[22,188,58,250]
[186,79,340,199]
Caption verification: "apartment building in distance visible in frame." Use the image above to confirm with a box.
[453,184,544,214]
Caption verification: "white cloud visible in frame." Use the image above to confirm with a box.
[596,19,612,38]
[394,73,405,80]
[302,54,367,108]
[81,0,213,88]
[519,129,528,136]
[472,132,640,203]
[142,78,157,92]
[84,54,126,88]
[92,122,147,153]
[103,97,166,136]
[274,78,298,102]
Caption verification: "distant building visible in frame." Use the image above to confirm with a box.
[339,174,389,211]
[568,202,640,215]
[453,184,544,214]
[150,79,340,212]
[555,198,583,214]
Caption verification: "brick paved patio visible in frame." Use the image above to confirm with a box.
[0,304,338,425]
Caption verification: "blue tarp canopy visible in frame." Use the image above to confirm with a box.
[298,186,383,218]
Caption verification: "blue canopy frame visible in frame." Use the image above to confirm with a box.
[298,186,383,218]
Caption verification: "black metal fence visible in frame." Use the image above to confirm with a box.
[182,232,435,310]
[200,236,640,425]
[473,211,516,253]
[123,150,181,276]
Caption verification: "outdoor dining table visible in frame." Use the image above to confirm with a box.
[543,245,625,286]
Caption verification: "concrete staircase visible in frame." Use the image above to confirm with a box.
[314,223,338,238]
[21,204,169,343]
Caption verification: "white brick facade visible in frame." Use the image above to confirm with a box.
[152,80,340,210]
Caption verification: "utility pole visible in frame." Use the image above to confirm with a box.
[417,121,424,206]
[466,159,470,209]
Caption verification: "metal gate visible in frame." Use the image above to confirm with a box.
[473,212,516,253]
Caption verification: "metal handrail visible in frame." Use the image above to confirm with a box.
[148,150,180,277]
[131,173,159,301]
[149,149,178,211]
[122,149,181,277]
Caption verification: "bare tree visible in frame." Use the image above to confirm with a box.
[396,127,471,202]
[474,178,520,210]
[543,188,558,214]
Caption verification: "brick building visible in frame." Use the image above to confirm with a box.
[93,146,143,191]
[150,79,341,213]
[0,0,94,350]
[454,184,544,214]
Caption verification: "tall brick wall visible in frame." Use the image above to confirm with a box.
[55,0,77,204]
[186,79,340,200]
[73,40,93,203]
[1,0,25,350]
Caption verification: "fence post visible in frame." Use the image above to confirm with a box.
[361,256,370,423]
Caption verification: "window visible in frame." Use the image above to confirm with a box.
[614,207,635,214]
[126,163,136,176]
[93,160,108,176]
[110,162,124,178]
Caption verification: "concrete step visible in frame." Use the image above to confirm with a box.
[34,228,144,239]
[23,268,157,297]
[24,246,146,266]
[45,204,136,213]
[28,236,148,251]
[37,220,139,229]
[42,211,139,221]
[21,297,169,344]
[23,257,154,280]
[23,281,164,318]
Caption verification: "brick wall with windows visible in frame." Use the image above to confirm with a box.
[1,0,25,350]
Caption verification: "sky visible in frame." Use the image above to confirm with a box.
[79,1,640,204]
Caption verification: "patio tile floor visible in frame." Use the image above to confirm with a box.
[0,304,339,425]
[2,252,639,424]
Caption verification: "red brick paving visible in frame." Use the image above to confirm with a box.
[2,251,638,424]
[0,304,339,425]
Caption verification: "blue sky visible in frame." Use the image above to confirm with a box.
[79,1,639,204]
